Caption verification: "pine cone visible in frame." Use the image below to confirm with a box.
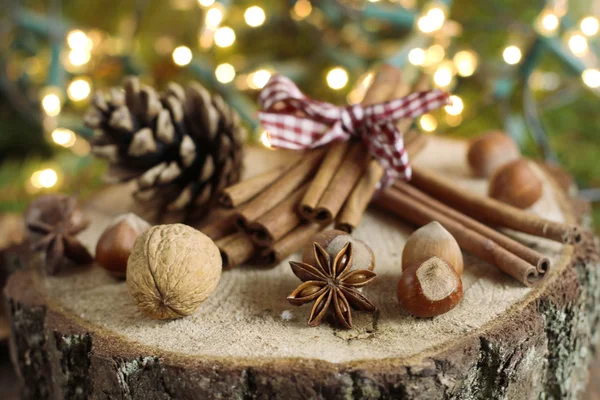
[85,77,245,220]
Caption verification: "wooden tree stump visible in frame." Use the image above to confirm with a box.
[5,137,600,399]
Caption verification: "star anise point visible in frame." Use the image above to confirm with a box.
[288,240,377,328]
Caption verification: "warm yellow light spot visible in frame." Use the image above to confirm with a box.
[292,0,312,20]
[347,89,362,105]
[214,27,236,47]
[326,67,349,90]
[42,93,62,116]
[205,7,224,28]
[67,30,93,51]
[541,13,559,33]
[417,7,445,33]
[51,128,77,148]
[433,64,454,88]
[31,169,58,189]
[244,6,266,27]
[215,63,236,83]
[408,48,426,66]
[362,72,374,88]
[67,79,91,101]
[453,50,478,77]
[68,49,91,67]
[248,69,272,89]
[445,113,462,127]
[198,0,215,6]
[444,95,463,115]
[425,44,445,65]
[154,36,175,55]
[582,68,600,88]
[581,17,599,36]
[503,46,522,65]
[260,131,272,148]
[419,114,437,132]
[172,46,193,66]
[568,34,588,55]
[71,138,91,156]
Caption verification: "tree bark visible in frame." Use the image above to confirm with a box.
[4,141,600,400]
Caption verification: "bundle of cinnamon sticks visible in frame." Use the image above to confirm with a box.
[197,65,411,269]
[201,64,581,288]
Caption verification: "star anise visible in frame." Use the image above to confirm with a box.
[287,242,377,328]
[24,194,93,275]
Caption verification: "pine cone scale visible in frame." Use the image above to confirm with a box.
[85,76,245,220]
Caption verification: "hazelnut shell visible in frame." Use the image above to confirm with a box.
[467,131,520,178]
[488,159,543,209]
[126,224,222,320]
[402,221,463,276]
[397,256,463,318]
[96,213,150,278]
[302,230,375,271]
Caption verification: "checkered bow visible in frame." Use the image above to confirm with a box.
[258,74,450,185]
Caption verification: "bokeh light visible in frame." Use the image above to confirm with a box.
[326,67,349,90]
[244,6,266,27]
[214,27,236,47]
[172,46,193,66]
[215,63,236,83]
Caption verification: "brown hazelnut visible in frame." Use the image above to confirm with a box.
[126,224,222,320]
[302,230,374,270]
[488,159,542,209]
[397,256,463,318]
[402,221,463,276]
[467,131,520,177]
[96,213,151,278]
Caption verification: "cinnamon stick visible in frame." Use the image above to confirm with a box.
[256,222,322,265]
[334,71,429,233]
[313,141,369,223]
[393,181,551,275]
[335,159,383,233]
[374,188,541,286]
[216,232,256,269]
[198,213,237,241]
[396,74,430,134]
[235,148,325,229]
[364,64,404,104]
[247,183,309,247]
[299,141,351,219]
[298,66,402,220]
[411,167,581,244]
[219,169,285,208]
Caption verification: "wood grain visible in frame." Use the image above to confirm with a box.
[3,136,599,399]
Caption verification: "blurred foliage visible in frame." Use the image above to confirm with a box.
[0,0,598,230]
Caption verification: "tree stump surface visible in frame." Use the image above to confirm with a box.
[5,137,600,400]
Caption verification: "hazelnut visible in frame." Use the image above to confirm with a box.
[302,230,374,270]
[467,131,520,177]
[397,256,463,318]
[402,221,463,276]
[127,224,222,320]
[488,159,542,209]
[96,213,151,278]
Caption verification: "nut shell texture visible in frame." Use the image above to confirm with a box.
[127,224,222,319]
[397,256,463,318]
[488,159,543,209]
[302,230,375,271]
[402,221,463,276]
[467,131,520,178]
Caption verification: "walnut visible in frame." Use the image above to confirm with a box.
[126,224,222,319]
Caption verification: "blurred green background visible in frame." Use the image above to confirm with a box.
[0,0,598,228]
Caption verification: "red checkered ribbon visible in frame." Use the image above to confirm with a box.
[258,74,450,185]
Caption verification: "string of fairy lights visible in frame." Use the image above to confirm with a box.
[11,0,600,194]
